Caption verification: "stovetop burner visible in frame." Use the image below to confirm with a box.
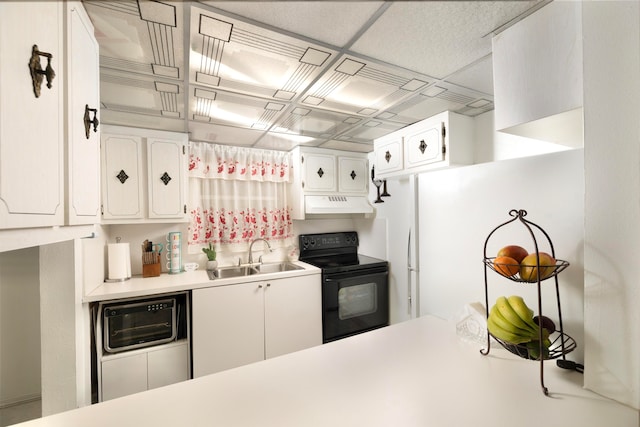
[298,232,387,274]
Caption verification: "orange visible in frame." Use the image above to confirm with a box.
[493,256,520,277]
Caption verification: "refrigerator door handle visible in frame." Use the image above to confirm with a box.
[407,230,416,315]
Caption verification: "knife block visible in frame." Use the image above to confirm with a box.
[142,262,161,278]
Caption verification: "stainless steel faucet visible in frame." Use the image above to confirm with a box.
[248,238,272,264]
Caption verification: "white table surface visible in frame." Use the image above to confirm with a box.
[16,315,639,427]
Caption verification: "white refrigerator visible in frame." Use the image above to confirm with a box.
[364,149,585,361]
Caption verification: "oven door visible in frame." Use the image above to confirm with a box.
[322,267,389,343]
[103,298,177,353]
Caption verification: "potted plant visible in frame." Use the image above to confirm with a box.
[202,243,217,271]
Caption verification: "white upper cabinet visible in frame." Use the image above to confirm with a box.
[0,2,65,229]
[101,134,144,220]
[101,126,188,223]
[403,117,445,170]
[374,133,403,176]
[492,1,583,147]
[374,111,474,179]
[66,1,101,224]
[0,1,101,230]
[289,146,371,219]
[147,138,187,219]
[294,147,369,195]
[303,152,336,193]
[338,157,368,194]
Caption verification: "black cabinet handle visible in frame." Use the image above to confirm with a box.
[29,45,56,98]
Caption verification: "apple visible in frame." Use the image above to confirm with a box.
[519,252,556,282]
[496,245,528,263]
[493,256,520,277]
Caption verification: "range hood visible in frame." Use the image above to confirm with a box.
[305,195,374,215]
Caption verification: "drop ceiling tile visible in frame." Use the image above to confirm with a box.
[445,54,494,95]
[336,120,406,144]
[191,88,287,130]
[189,6,339,102]
[301,54,433,117]
[272,107,362,139]
[100,68,185,119]
[319,140,373,153]
[188,121,265,145]
[197,1,385,47]
[351,1,542,78]
[253,133,321,152]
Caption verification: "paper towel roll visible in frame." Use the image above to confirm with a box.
[107,243,131,281]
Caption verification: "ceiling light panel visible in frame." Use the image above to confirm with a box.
[189,6,338,103]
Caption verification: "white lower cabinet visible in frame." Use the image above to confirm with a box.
[100,341,189,401]
[192,274,322,377]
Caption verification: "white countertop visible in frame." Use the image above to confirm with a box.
[84,260,320,302]
[15,315,639,427]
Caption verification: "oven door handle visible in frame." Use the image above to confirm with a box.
[324,270,388,282]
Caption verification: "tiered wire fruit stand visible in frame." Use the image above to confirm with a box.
[481,209,576,395]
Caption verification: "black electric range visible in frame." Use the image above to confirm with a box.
[298,231,389,343]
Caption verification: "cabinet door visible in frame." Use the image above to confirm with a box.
[264,275,322,359]
[303,153,335,192]
[192,283,265,377]
[0,2,64,229]
[147,342,189,390]
[147,138,186,219]
[101,135,144,219]
[374,134,403,176]
[404,119,444,169]
[493,1,582,138]
[338,156,368,194]
[66,2,101,224]
[101,353,147,401]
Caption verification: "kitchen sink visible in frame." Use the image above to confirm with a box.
[254,262,304,274]
[207,262,304,279]
[207,266,259,280]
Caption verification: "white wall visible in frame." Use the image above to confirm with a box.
[0,247,41,407]
[582,1,640,409]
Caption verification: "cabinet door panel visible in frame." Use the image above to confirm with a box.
[101,135,143,219]
[338,157,368,193]
[265,275,322,359]
[404,121,444,169]
[67,2,100,224]
[101,353,147,401]
[374,135,403,176]
[147,139,185,219]
[147,343,189,390]
[0,2,64,228]
[192,284,265,377]
[304,154,335,192]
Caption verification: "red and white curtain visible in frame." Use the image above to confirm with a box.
[188,142,294,252]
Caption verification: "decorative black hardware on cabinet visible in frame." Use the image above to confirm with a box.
[317,168,324,178]
[29,45,56,98]
[160,172,172,186]
[84,104,99,139]
[350,170,356,180]
[385,150,391,163]
[418,139,427,154]
[116,170,129,184]
[481,209,575,396]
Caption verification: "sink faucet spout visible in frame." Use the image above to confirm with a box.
[248,238,272,264]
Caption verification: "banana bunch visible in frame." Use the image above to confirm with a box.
[487,296,550,346]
